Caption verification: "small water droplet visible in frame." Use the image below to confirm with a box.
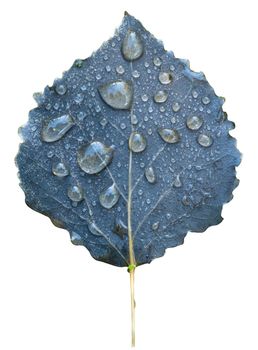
[41,114,74,142]
[122,30,144,61]
[74,59,83,68]
[173,174,182,187]
[98,80,133,110]
[171,116,176,124]
[88,222,102,236]
[77,111,86,121]
[129,132,147,153]
[47,151,54,158]
[159,72,173,85]
[141,94,148,102]
[74,93,84,104]
[96,74,102,80]
[106,65,111,72]
[197,133,213,147]
[100,118,108,127]
[77,141,114,174]
[154,90,168,103]
[153,57,162,66]
[172,102,181,112]
[202,96,210,105]
[138,189,143,196]
[120,123,126,130]
[146,198,151,204]
[67,184,84,202]
[116,65,125,74]
[132,70,140,78]
[192,90,198,98]
[113,218,127,238]
[131,114,138,125]
[52,160,69,177]
[145,166,156,184]
[186,115,203,130]
[158,128,180,143]
[99,183,120,209]
[152,222,159,230]
[55,83,67,95]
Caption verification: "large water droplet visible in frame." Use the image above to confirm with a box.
[129,132,147,153]
[99,183,120,209]
[113,218,127,238]
[77,141,114,174]
[145,166,156,183]
[41,114,74,142]
[186,115,203,130]
[159,72,173,85]
[52,160,69,177]
[158,128,180,143]
[98,80,133,110]
[197,133,213,147]
[154,90,168,103]
[67,184,84,202]
[122,30,144,61]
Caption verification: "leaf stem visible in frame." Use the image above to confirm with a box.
[130,266,136,347]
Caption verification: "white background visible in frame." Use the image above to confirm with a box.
[0,0,257,349]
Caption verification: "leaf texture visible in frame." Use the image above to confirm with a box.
[16,13,241,267]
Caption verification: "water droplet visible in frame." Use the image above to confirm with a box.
[99,183,120,209]
[202,96,210,105]
[67,184,84,202]
[192,90,198,98]
[173,174,182,187]
[47,151,54,158]
[141,94,148,102]
[153,57,162,66]
[52,160,69,177]
[116,65,125,74]
[74,93,84,104]
[113,218,127,238]
[152,222,159,230]
[129,132,147,153]
[158,128,180,143]
[132,70,140,78]
[120,123,126,130]
[159,72,173,84]
[77,111,86,121]
[88,222,102,236]
[100,118,108,127]
[146,198,151,204]
[77,141,114,174]
[197,133,213,147]
[145,166,156,184]
[131,114,138,125]
[96,74,102,80]
[186,115,203,130]
[106,65,111,72]
[98,80,133,110]
[122,30,144,61]
[41,114,74,142]
[74,59,83,68]
[55,83,67,95]
[154,90,168,103]
[138,189,143,196]
[172,102,181,112]
[70,231,83,245]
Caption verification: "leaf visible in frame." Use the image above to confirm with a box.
[16,13,240,269]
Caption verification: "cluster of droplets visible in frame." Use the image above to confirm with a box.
[40,23,215,222]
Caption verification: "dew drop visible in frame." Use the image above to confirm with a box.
[153,57,162,66]
[132,70,140,78]
[55,83,67,95]
[105,65,111,72]
[186,115,203,130]
[145,166,156,184]
[138,189,143,196]
[154,90,168,103]
[122,30,144,61]
[100,118,108,127]
[197,133,213,147]
[120,123,126,130]
[77,141,114,174]
[152,222,159,230]
[129,132,147,153]
[192,90,198,98]
[52,160,69,177]
[131,114,138,125]
[159,72,173,85]
[99,183,120,209]
[67,184,84,202]
[116,65,125,74]
[202,96,210,105]
[98,80,133,110]
[172,102,181,112]
[113,218,128,238]
[173,174,182,188]
[141,94,148,102]
[88,222,102,236]
[158,128,180,143]
[41,114,74,142]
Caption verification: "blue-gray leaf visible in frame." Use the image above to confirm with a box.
[16,13,241,268]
